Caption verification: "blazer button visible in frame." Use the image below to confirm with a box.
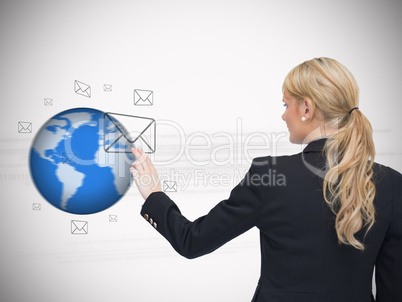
[144,214,149,221]
[149,218,154,224]
[153,222,157,229]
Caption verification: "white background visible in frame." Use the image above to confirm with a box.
[0,0,401,301]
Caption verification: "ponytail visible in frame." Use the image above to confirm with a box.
[323,109,376,250]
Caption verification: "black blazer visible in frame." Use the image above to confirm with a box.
[140,138,402,301]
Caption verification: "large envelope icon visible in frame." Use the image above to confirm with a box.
[163,181,177,192]
[109,215,118,222]
[74,80,91,98]
[62,153,76,164]
[71,220,88,234]
[103,112,156,154]
[18,121,32,133]
[32,203,41,211]
[44,98,53,106]
[134,89,153,106]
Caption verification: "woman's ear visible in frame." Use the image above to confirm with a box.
[301,99,313,120]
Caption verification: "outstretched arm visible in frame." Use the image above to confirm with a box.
[130,148,269,259]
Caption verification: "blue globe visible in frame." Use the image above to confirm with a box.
[29,108,135,214]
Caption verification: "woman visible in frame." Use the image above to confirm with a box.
[130,57,402,301]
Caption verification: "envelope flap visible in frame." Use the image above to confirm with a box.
[19,122,32,130]
[135,90,152,101]
[75,80,90,92]
[165,181,177,188]
[63,153,75,161]
[72,220,87,230]
[105,112,154,143]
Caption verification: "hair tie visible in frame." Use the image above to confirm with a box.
[349,107,358,114]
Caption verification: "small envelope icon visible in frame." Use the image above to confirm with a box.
[104,84,112,92]
[134,89,153,106]
[44,98,53,106]
[74,80,91,98]
[62,153,76,164]
[163,181,177,192]
[32,203,41,211]
[103,112,156,154]
[109,215,118,222]
[71,220,88,234]
[18,122,32,133]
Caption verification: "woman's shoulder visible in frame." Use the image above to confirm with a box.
[250,153,304,176]
[372,162,402,181]
[369,163,402,206]
[251,154,298,166]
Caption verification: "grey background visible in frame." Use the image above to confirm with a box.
[0,0,401,301]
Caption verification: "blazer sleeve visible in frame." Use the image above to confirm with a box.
[375,167,402,301]
[139,159,270,259]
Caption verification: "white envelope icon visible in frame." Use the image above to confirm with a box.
[44,98,53,106]
[63,153,76,164]
[104,84,112,92]
[32,203,41,211]
[74,80,91,98]
[163,181,177,192]
[103,112,156,154]
[18,122,32,133]
[109,215,118,222]
[71,220,88,234]
[134,89,153,106]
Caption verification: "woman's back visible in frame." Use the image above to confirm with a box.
[251,138,401,301]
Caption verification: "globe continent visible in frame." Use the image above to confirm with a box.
[29,107,134,214]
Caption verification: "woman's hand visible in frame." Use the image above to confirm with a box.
[130,148,162,200]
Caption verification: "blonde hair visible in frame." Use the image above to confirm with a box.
[283,57,376,250]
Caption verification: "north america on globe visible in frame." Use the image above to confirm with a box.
[29,108,135,214]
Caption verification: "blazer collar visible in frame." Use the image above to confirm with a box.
[302,137,328,153]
